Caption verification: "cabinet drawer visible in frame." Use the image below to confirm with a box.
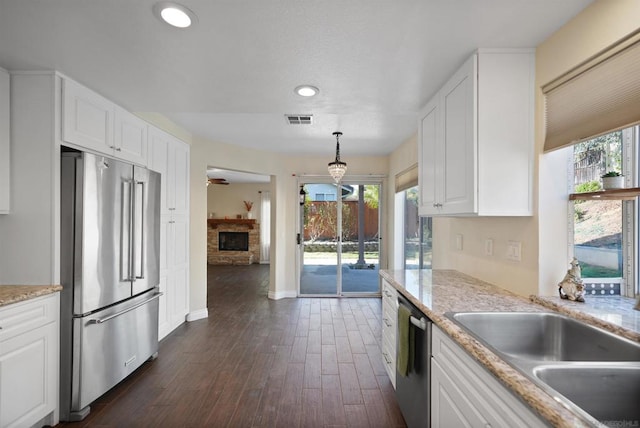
[0,294,58,342]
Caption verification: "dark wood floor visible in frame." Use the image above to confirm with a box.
[58,264,406,427]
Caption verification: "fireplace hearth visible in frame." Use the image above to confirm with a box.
[219,231,249,251]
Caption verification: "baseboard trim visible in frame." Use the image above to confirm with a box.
[268,290,297,300]
[186,308,209,322]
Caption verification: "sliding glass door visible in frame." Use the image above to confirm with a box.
[299,181,381,296]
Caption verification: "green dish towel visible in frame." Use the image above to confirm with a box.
[397,304,414,377]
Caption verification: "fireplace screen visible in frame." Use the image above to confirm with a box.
[219,232,249,251]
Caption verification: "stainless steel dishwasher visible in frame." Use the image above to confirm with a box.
[396,293,432,428]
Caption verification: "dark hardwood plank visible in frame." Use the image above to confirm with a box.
[57,265,405,428]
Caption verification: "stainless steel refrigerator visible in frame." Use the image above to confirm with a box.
[60,150,162,421]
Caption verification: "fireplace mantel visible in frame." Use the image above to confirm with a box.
[208,218,256,229]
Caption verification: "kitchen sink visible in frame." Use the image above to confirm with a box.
[446,311,640,426]
[446,311,640,362]
[533,365,640,424]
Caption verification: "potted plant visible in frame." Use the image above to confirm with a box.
[601,171,624,190]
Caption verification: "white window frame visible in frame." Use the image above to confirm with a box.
[568,126,638,297]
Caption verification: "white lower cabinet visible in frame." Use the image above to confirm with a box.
[0,293,59,428]
[381,279,398,388]
[431,326,544,427]
[158,213,189,339]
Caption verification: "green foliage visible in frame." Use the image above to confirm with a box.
[575,180,601,193]
[574,205,586,222]
[602,171,621,177]
[363,185,379,209]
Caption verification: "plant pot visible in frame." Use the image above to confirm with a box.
[246,211,253,219]
[602,176,625,190]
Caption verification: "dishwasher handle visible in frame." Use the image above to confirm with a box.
[410,315,428,331]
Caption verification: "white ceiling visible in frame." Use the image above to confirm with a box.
[0,0,593,157]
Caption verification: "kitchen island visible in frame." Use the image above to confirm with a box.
[380,269,639,428]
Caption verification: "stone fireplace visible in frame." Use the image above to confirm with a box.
[207,219,260,265]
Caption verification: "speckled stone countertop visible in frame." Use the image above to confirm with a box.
[379,269,637,428]
[0,285,62,307]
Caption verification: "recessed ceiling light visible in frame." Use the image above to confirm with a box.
[153,2,197,28]
[295,85,319,97]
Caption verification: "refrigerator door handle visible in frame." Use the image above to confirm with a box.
[87,292,163,324]
[133,180,145,280]
[121,180,134,282]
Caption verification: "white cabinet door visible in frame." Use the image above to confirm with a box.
[148,128,170,212]
[62,78,114,153]
[170,140,190,216]
[0,294,59,428]
[431,327,545,428]
[431,358,488,427]
[381,279,398,388]
[148,127,189,214]
[417,50,533,216]
[157,215,171,339]
[0,67,9,214]
[418,98,439,216]
[114,106,148,166]
[171,215,189,323]
[149,129,190,339]
[440,55,476,215]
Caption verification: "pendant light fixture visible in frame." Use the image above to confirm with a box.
[328,131,347,183]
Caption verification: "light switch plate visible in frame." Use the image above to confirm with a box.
[507,241,522,261]
[485,239,493,256]
[455,234,463,251]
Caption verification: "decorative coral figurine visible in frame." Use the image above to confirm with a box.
[558,258,585,302]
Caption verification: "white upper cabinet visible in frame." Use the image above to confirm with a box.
[148,127,189,214]
[0,67,9,214]
[62,78,114,153]
[419,49,534,216]
[114,106,148,165]
[62,78,148,166]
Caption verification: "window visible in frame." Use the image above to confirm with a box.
[571,126,638,297]
[401,186,432,270]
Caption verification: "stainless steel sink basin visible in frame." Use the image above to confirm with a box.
[534,365,640,425]
[447,311,640,362]
[446,311,640,426]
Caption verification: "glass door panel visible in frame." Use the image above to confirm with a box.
[341,184,380,294]
[299,183,339,295]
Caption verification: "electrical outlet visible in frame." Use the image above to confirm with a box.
[455,234,463,251]
[507,241,522,261]
[485,239,493,256]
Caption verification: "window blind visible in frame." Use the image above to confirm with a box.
[543,30,640,152]
[395,164,418,193]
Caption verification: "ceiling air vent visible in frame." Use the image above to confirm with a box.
[285,114,313,125]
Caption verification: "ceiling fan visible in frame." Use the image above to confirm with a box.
[207,178,229,186]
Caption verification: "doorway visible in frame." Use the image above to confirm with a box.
[298,180,382,296]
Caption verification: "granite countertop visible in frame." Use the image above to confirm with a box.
[379,269,639,428]
[0,285,63,307]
